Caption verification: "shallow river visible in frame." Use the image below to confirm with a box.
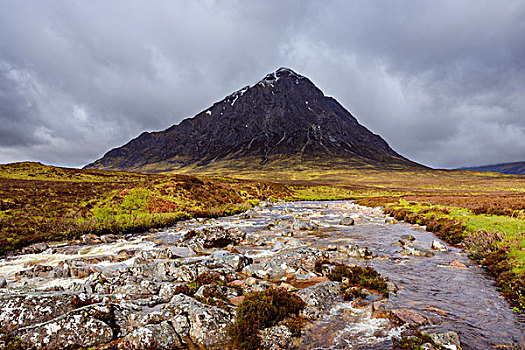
[1,200,524,349]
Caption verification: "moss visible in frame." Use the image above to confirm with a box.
[228,287,306,350]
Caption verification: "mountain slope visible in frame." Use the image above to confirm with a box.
[85,68,424,173]
[461,161,525,175]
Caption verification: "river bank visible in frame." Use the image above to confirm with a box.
[1,201,523,349]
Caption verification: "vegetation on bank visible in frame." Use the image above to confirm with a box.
[0,162,289,255]
[1,161,524,312]
[356,197,525,312]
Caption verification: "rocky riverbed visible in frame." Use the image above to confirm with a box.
[0,201,524,349]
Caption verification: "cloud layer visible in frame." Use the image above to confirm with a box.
[1,0,524,168]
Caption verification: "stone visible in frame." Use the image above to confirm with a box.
[19,313,113,349]
[398,235,416,246]
[292,219,318,231]
[402,246,435,257]
[167,294,232,348]
[81,233,101,245]
[211,251,253,272]
[431,239,447,251]
[297,281,342,310]
[120,321,182,349]
[0,277,6,288]
[429,331,461,349]
[21,242,49,254]
[259,325,294,349]
[339,217,355,226]
[389,308,429,327]
[338,244,373,259]
[449,260,467,268]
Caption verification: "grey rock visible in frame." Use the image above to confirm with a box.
[259,324,294,349]
[120,321,182,349]
[297,281,342,310]
[0,277,6,288]
[431,239,447,251]
[292,219,318,231]
[339,217,355,226]
[21,242,49,255]
[166,294,232,347]
[429,331,461,349]
[338,244,373,259]
[398,235,416,246]
[402,246,435,257]
[210,251,253,272]
[20,314,113,350]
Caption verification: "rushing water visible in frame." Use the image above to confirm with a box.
[1,200,524,349]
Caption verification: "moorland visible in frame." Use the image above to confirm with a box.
[1,160,524,313]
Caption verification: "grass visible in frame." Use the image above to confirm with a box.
[1,160,524,312]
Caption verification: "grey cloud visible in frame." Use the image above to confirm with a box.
[0,0,524,168]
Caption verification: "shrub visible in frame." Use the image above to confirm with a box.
[228,287,305,350]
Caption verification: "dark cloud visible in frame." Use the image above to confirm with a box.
[0,0,524,168]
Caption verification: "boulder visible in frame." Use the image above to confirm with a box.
[259,325,294,350]
[21,242,49,255]
[338,244,373,259]
[120,321,182,349]
[19,313,113,349]
[388,308,429,327]
[402,246,435,257]
[429,331,461,349]
[166,294,232,348]
[339,217,355,226]
[431,239,447,251]
[297,281,342,310]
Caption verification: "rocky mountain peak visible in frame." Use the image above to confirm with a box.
[85,68,423,173]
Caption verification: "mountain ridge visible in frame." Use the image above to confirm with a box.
[85,67,424,173]
[460,161,525,175]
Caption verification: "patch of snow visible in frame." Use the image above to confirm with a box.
[206,110,212,115]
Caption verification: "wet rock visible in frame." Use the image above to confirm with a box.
[81,233,102,245]
[297,281,342,310]
[259,324,294,349]
[21,242,49,254]
[0,277,6,288]
[243,260,295,281]
[385,217,398,225]
[166,294,232,348]
[338,244,373,259]
[100,233,120,243]
[449,260,467,268]
[210,251,253,272]
[180,226,244,249]
[389,308,429,327]
[398,235,416,246]
[402,246,435,257]
[339,217,355,226]
[120,321,182,349]
[431,239,447,251]
[292,219,318,231]
[429,331,461,349]
[19,313,113,349]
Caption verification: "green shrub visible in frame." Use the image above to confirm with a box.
[228,288,305,350]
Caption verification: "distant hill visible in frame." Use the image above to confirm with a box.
[85,67,425,173]
[461,161,525,175]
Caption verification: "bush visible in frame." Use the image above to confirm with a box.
[228,287,305,350]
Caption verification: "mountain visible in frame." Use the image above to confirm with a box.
[461,161,525,175]
[85,67,424,173]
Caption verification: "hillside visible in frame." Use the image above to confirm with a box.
[85,68,424,173]
[461,161,525,175]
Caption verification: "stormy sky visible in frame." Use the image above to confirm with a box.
[1,1,524,169]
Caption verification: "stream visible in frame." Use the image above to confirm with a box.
[1,201,524,349]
